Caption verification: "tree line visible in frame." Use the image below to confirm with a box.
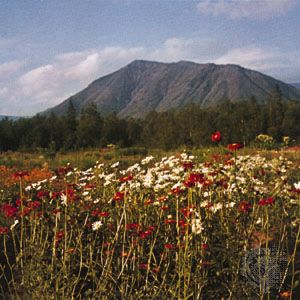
[0,89,300,151]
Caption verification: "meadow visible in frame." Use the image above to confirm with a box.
[0,145,299,299]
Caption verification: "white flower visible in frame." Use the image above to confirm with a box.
[111,162,119,168]
[294,182,300,190]
[92,221,103,231]
[191,219,204,234]
[10,220,19,230]
[61,194,68,206]
[141,156,154,165]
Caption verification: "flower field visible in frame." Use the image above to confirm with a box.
[0,149,299,299]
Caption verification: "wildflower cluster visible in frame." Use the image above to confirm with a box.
[0,151,299,299]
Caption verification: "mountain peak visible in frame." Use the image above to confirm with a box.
[44,60,300,118]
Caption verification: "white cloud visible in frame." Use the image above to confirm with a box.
[0,60,24,78]
[213,47,282,70]
[0,87,8,96]
[197,0,297,20]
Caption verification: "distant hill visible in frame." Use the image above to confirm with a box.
[291,82,300,89]
[44,60,300,118]
[0,115,21,121]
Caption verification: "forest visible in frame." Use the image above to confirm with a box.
[0,89,299,152]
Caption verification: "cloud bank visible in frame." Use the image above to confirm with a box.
[197,0,297,20]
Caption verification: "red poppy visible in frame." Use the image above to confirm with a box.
[84,183,96,190]
[238,201,252,213]
[12,171,30,179]
[36,191,49,199]
[139,263,149,270]
[211,131,222,142]
[0,227,9,234]
[144,199,153,206]
[182,161,194,171]
[279,291,291,298]
[119,175,133,182]
[189,173,204,183]
[126,223,140,231]
[55,167,72,177]
[258,197,275,206]
[27,201,41,210]
[164,219,176,225]
[113,191,124,201]
[164,243,176,250]
[201,243,209,250]
[99,211,109,217]
[51,191,62,199]
[183,180,195,188]
[228,143,243,151]
[181,207,194,218]
[139,229,153,239]
[1,204,18,218]
[179,220,188,227]
[171,187,185,195]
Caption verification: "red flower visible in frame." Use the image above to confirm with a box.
[181,207,194,218]
[119,175,133,182]
[51,191,62,199]
[279,291,292,298]
[171,187,185,195]
[12,171,30,179]
[164,243,176,250]
[211,131,222,142]
[228,143,243,151]
[84,183,96,190]
[179,220,188,227]
[55,166,72,177]
[36,191,49,199]
[164,219,176,225]
[139,263,149,270]
[55,231,64,246]
[139,229,153,239]
[238,201,252,213]
[189,173,204,183]
[99,211,109,217]
[113,191,124,201]
[27,201,41,210]
[18,206,32,217]
[182,161,194,171]
[157,195,168,202]
[201,243,209,250]
[0,227,9,234]
[258,197,275,206]
[1,204,18,218]
[126,223,140,231]
[144,199,153,206]
[183,180,195,188]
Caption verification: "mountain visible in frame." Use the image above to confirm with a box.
[291,82,300,89]
[44,60,300,118]
[0,115,21,121]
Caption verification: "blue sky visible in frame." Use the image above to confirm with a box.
[1,0,300,116]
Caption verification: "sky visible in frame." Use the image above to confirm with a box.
[1,0,300,116]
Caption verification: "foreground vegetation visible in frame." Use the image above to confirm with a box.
[0,144,299,299]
